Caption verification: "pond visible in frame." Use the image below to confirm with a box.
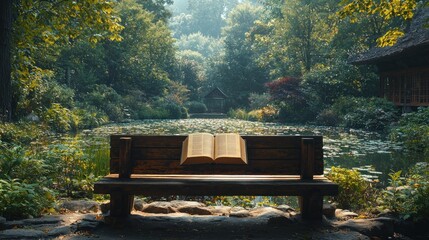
[83,118,426,185]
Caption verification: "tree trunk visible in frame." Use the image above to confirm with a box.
[0,0,13,122]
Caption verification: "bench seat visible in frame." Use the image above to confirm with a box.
[95,174,338,196]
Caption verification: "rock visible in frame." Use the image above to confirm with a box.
[251,207,291,225]
[141,202,176,214]
[170,200,205,209]
[23,216,62,225]
[323,203,336,219]
[77,221,100,231]
[314,230,370,240]
[134,198,145,211]
[208,206,231,216]
[334,217,394,238]
[250,207,286,217]
[177,206,213,215]
[47,226,73,237]
[275,205,295,213]
[0,229,45,239]
[230,210,251,218]
[2,220,24,229]
[335,209,358,220]
[60,200,100,212]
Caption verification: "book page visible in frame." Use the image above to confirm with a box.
[188,133,214,158]
[214,133,240,159]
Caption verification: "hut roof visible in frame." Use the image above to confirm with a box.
[351,8,429,65]
[204,87,228,99]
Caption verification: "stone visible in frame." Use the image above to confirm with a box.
[335,209,359,220]
[251,207,291,225]
[0,229,45,239]
[334,217,394,238]
[275,205,295,213]
[230,210,251,218]
[3,220,24,229]
[133,198,145,211]
[323,203,336,219]
[141,202,176,214]
[170,200,206,209]
[208,206,231,216]
[314,230,370,240]
[60,200,100,212]
[23,216,62,225]
[77,221,100,231]
[177,206,213,215]
[47,226,73,237]
[250,207,286,217]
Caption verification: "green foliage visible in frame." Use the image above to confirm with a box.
[315,109,341,126]
[83,85,125,122]
[248,93,271,110]
[248,106,278,122]
[228,108,251,121]
[186,101,207,113]
[326,166,377,210]
[0,122,46,144]
[43,103,78,133]
[43,140,96,198]
[338,0,418,46]
[329,97,399,131]
[0,179,54,220]
[377,163,429,221]
[390,107,429,155]
[212,196,256,209]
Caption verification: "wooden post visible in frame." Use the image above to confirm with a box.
[299,190,323,221]
[119,137,132,178]
[300,138,314,180]
[110,137,133,218]
[110,191,134,217]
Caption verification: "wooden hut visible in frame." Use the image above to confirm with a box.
[203,87,228,113]
[351,8,429,108]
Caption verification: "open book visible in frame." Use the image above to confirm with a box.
[180,133,248,165]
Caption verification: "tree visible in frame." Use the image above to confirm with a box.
[0,0,13,121]
[214,3,269,107]
[1,0,123,120]
[338,0,428,46]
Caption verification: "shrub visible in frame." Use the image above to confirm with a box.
[42,103,78,133]
[83,84,125,122]
[228,108,250,120]
[73,107,108,130]
[326,167,377,210]
[315,109,341,126]
[248,93,271,110]
[186,101,207,113]
[0,179,54,220]
[248,106,278,122]
[0,122,46,144]
[377,162,429,221]
[330,97,399,131]
[390,107,429,155]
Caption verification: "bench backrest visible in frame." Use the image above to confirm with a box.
[110,135,323,178]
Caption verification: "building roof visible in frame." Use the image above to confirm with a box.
[204,87,228,99]
[351,7,429,65]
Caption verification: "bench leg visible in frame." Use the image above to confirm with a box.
[299,191,323,221]
[109,192,134,217]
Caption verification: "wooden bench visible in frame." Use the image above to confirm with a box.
[94,135,338,221]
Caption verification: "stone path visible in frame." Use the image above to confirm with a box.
[0,200,424,240]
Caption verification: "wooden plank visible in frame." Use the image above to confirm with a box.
[94,176,338,196]
[111,135,323,149]
[110,148,315,160]
[119,137,132,178]
[300,138,315,180]
[110,159,324,175]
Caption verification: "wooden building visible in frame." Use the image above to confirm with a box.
[351,9,429,107]
[203,87,228,113]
